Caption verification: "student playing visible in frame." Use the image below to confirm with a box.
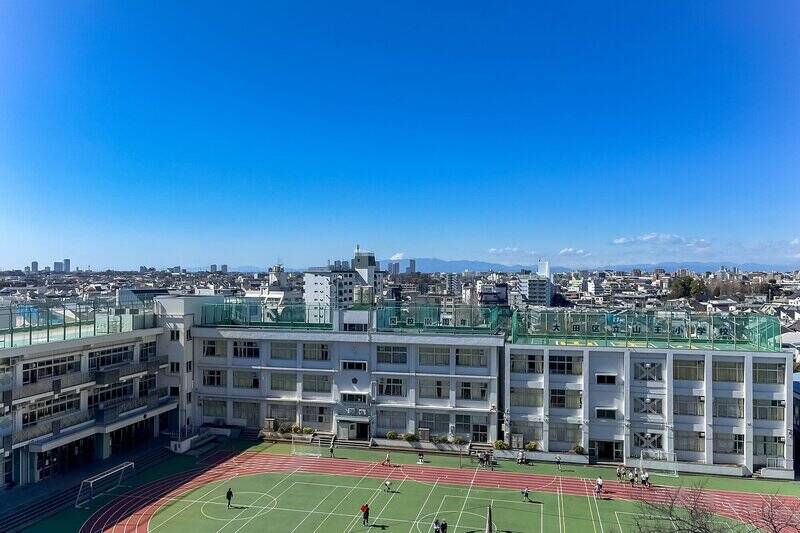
[555,455,562,471]
[361,503,370,526]
[616,465,623,481]
[440,520,448,532]
[628,470,635,486]
[521,486,531,502]
[433,519,441,533]
[595,477,603,495]
[380,453,391,466]
[418,452,425,465]
[642,470,650,487]
[517,450,525,465]
[384,480,392,492]
[226,487,233,509]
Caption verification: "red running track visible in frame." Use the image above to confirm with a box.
[79,451,799,533]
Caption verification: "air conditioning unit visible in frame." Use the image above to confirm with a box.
[346,408,355,415]
[699,432,705,438]
[358,409,367,416]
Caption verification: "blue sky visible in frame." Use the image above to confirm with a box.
[1,2,799,270]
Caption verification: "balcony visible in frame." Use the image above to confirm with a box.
[95,388,173,425]
[12,372,94,400]
[12,410,94,444]
[93,356,167,385]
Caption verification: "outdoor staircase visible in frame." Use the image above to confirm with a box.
[239,427,262,441]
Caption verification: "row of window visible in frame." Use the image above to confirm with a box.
[635,431,784,457]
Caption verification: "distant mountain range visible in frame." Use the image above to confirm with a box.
[224,259,800,274]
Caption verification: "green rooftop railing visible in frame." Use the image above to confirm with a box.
[510,309,781,352]
[375,304,511,335]
[200,303,333,330]
[0,300,157,351]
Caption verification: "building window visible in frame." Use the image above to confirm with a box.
[633,362,663,381]
[753,435,784,457]
[22,355,81,384]
[550,389,582,409]
[377,345,407,364]
[673,359,704,381]
[88,345,134,370]
[233,371,260,389]
[674,431,705,452]
[233,402,260,426]
[269,403,295,422]
[302,406,331,428]
[170,362,180,373]
[303,374,331,393]
[378,410,406,432]
[203,369,226,387]
[673,395,704,416]
[418,346,450,366]
[270,373,295,391]
[23,391,81,426]
[549,355,582,375]
[456,414,488,442]
[233,341,259,358]
[342,361,367,371]
[511,387,543,407]
[634,397,663,415]
[417,412,449,434]
[418,378,449,399]
[633,432,663,450]
[510,352,544,374]
[753,362,785,384]
[549,423,581,445]
[341,393,368,403]
[455,348,487,368]
[140,341,157,361]
[186,361,192,372]
[344,323,368,331]
[87,382,133,409]
[378,377,404,397]
[753,399,785,421]
[202,400,226,418]
[202,340,222,357]
[457,381,488,401]
[595,408,617,420]
[712,361,744,382]
[713,397,744,419]
[271,342,296,360]
[595,374,616,385]
[303,343,329,361]
[170,330,180,341]
[714,433,744,454]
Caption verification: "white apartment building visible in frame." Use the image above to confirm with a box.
[303,250,385,311]
[517,274,553,306]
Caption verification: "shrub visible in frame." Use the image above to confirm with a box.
[524,441,540,452]
[452,436,467,445]
[431,435,449,444]
[404,433,420,442]
[493,439,510,450]
[386,431,399,440]
[302,427,314,434]
[277,423,293,434]
[573,444,585,455]
[291,424,302,434]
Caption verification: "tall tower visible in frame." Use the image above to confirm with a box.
[63,258,71,273]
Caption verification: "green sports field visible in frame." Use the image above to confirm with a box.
[26,440,799,533]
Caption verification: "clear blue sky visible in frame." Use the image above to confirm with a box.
[1,2,798,270]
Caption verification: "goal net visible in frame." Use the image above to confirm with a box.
[75,461,135,508]
[639,449,678,477]
[290,433,322,458]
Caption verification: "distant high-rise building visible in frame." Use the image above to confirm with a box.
[139,266,147,273]
[406,258,416,274]
[221,264,228,273]
[54,261,64,273]
[63,258,71,273]
[31,261,38,273]
[210,264,218,273]
[390,262,400,276]
[24,266,30,273]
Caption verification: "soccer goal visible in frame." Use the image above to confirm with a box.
[639,449,678,477]
[290,433,322,458]
[75,461,135,508]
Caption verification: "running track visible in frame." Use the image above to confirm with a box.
[79,451,800,532]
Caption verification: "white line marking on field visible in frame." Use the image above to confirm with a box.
[453,467,479,533]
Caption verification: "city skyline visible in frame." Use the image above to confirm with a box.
[1,3,799,269]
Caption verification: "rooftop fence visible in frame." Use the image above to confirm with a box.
[200,303,333,330]
[0,300,157,351]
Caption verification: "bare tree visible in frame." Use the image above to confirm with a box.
[633,483,732,533]
[738,492,800,533]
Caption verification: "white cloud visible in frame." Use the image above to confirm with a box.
[389,252,404,261]
[612,233,711,251]
[558,247,591,257]
[790,238,800,246]
[487,246,537,258]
